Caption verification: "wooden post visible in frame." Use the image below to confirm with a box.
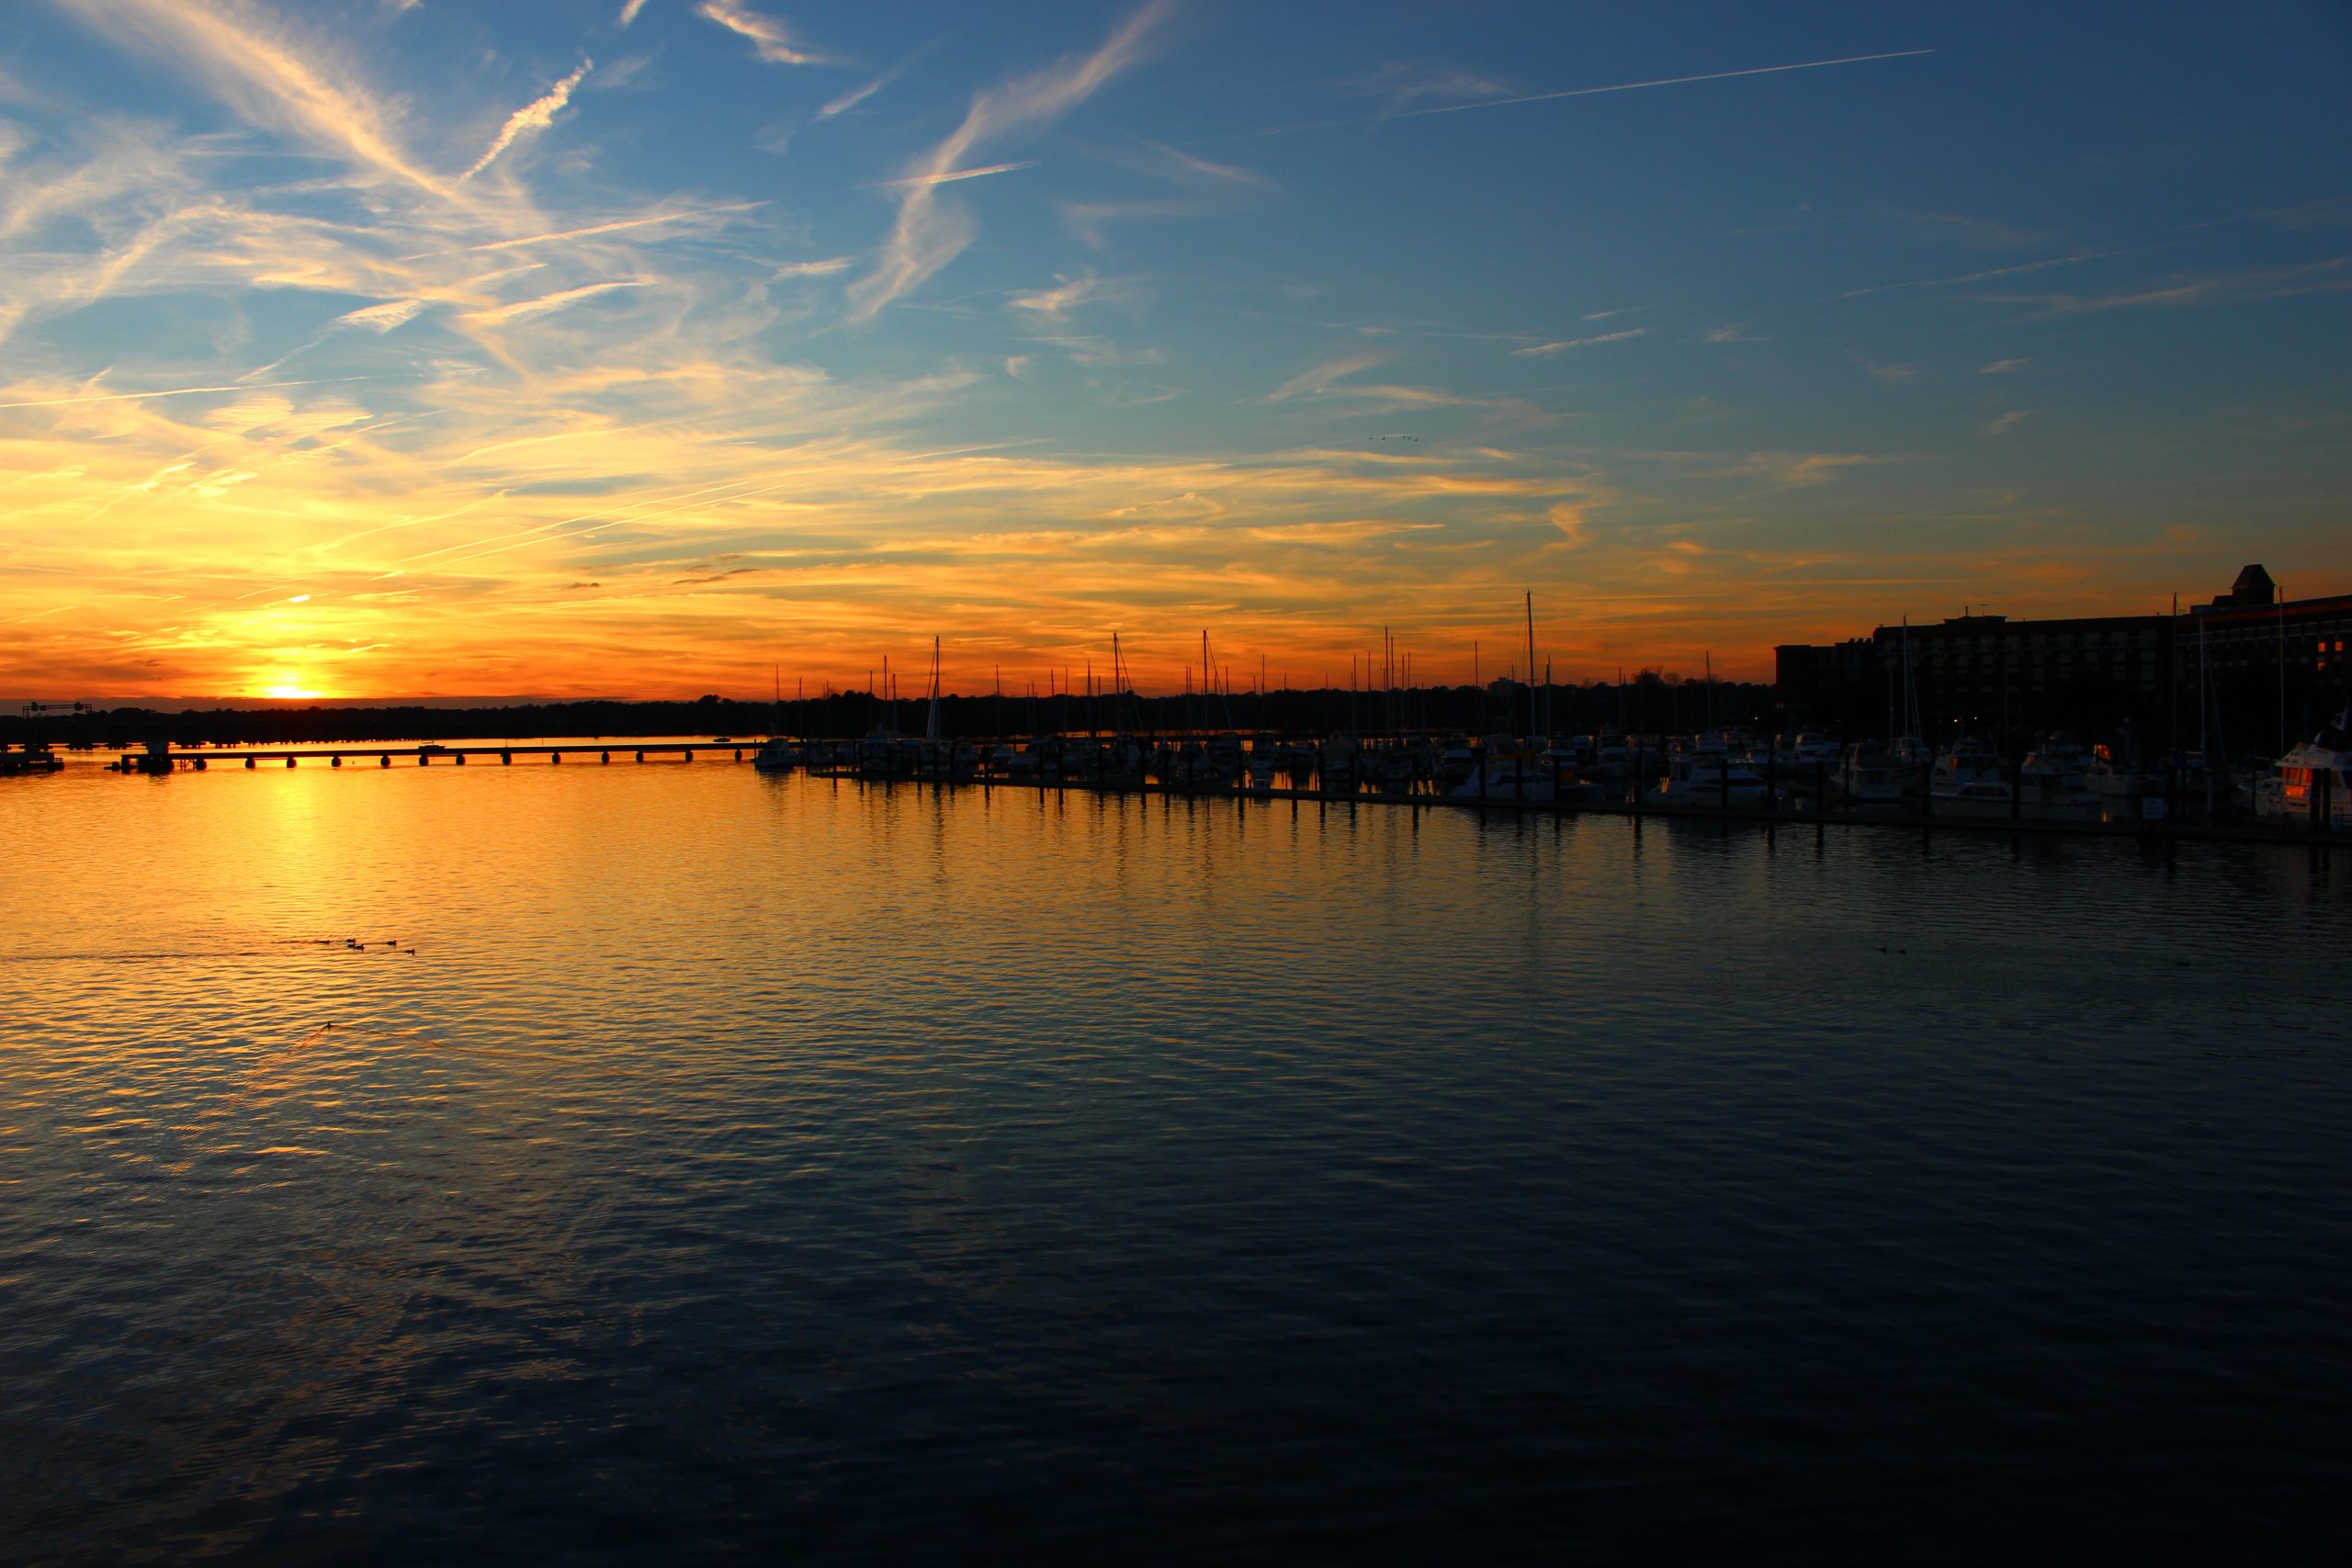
[1766,748,1778,816]
[244,757,255,769]
[1919,758,1934,819]
[286,756,296,768]
[2010,757,2021,822]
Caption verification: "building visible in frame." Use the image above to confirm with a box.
[1775,566,2352,756]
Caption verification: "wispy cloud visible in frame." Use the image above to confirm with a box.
[1980,357,2029,375]
[1264,352,1389,402]
[1510,328,1645,356]
[1236,49,1934,140]
[51,0,465,204]
[1999,256,2352,316]
[617,0,650,25]
[1009,270,1141,321]
[849,0,1175,321]
[696,0,831,66]
[467,279,649,324]
[774,254,855,278]
[0,376,379,412]
[462,60,593,181]
[1835,251,2117,299]
[876,161,1037,188]
[1349,62,1514,115]
[820,64,906,118]
[1060,138,1272,246]
[425,203,764,256]
[1984,410,2028,436]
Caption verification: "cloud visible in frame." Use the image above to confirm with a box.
[51,0,464,204]
[1238,49,1933,140]
[1510,328,1645,356]
[467,279,649,324]
[1835,251,2117,299]
[1980,357,2029,375]
[335,298,428,332]
[1264,351,1388,402]
[1008,270,1139,321]
[462,60,593,181]
[1983,410,2028,436]
[820,62,910,118]
[2001,256,2352,316]
[1059,138,1272,246]
[849,0,1176,320]
[696,0,831,66]
[875,160,1036,188]
[425,202,764,255]
[1346,62,1513,117]
[773,254,855,278]
[617,0,650,24]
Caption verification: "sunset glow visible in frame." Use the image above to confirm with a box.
[2,2,2345,700]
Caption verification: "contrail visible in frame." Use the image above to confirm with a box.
[1231,49,1936,140]
[0,376,382,412]
[398,203,767,260]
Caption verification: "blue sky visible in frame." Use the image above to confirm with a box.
[0,0,2346,696]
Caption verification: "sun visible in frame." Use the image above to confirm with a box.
[254,671,326,700]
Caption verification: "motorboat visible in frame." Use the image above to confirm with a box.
[1450,749,1600,805]
[1641,751,1770,809]
[1931,737,2001,791]
[2254,716,2352,829]
[1834,744,1903,807]
[752,736,797,773]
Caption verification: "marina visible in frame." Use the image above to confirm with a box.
[53,723,2348,846]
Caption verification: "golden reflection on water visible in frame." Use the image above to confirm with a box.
[1,755,2347,1558]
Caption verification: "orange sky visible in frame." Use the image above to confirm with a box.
[4,2,2346,700]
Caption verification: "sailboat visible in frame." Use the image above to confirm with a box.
[753,665,797,773]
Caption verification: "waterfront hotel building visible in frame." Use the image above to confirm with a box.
[1775,567,2352,754]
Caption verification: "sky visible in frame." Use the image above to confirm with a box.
[0,0,2346,701]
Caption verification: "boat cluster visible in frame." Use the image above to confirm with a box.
[747,715,2352,829]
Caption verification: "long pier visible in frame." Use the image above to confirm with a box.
[111,741,747,771]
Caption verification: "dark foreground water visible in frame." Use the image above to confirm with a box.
[3,759,2346,1563]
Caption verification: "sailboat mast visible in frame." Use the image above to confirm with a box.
[1524,592,1536,740]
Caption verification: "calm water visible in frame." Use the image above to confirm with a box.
[4,757,2347,1562]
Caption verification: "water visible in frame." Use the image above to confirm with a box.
[4,759,2346,1562]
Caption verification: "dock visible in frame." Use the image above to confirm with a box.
[108,741,747,771]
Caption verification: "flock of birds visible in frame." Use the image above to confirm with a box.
[309,936,417,955]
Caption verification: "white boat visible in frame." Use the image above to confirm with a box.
[752,736,797,773]
[2018,744,2099,818]
[1836,744,1903,806]
[1640,752,1770,809]
[1449,750,1600,805]
[1587,735,1632,782]
[1931,737,2002,791]
[2254,717,2352,829]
